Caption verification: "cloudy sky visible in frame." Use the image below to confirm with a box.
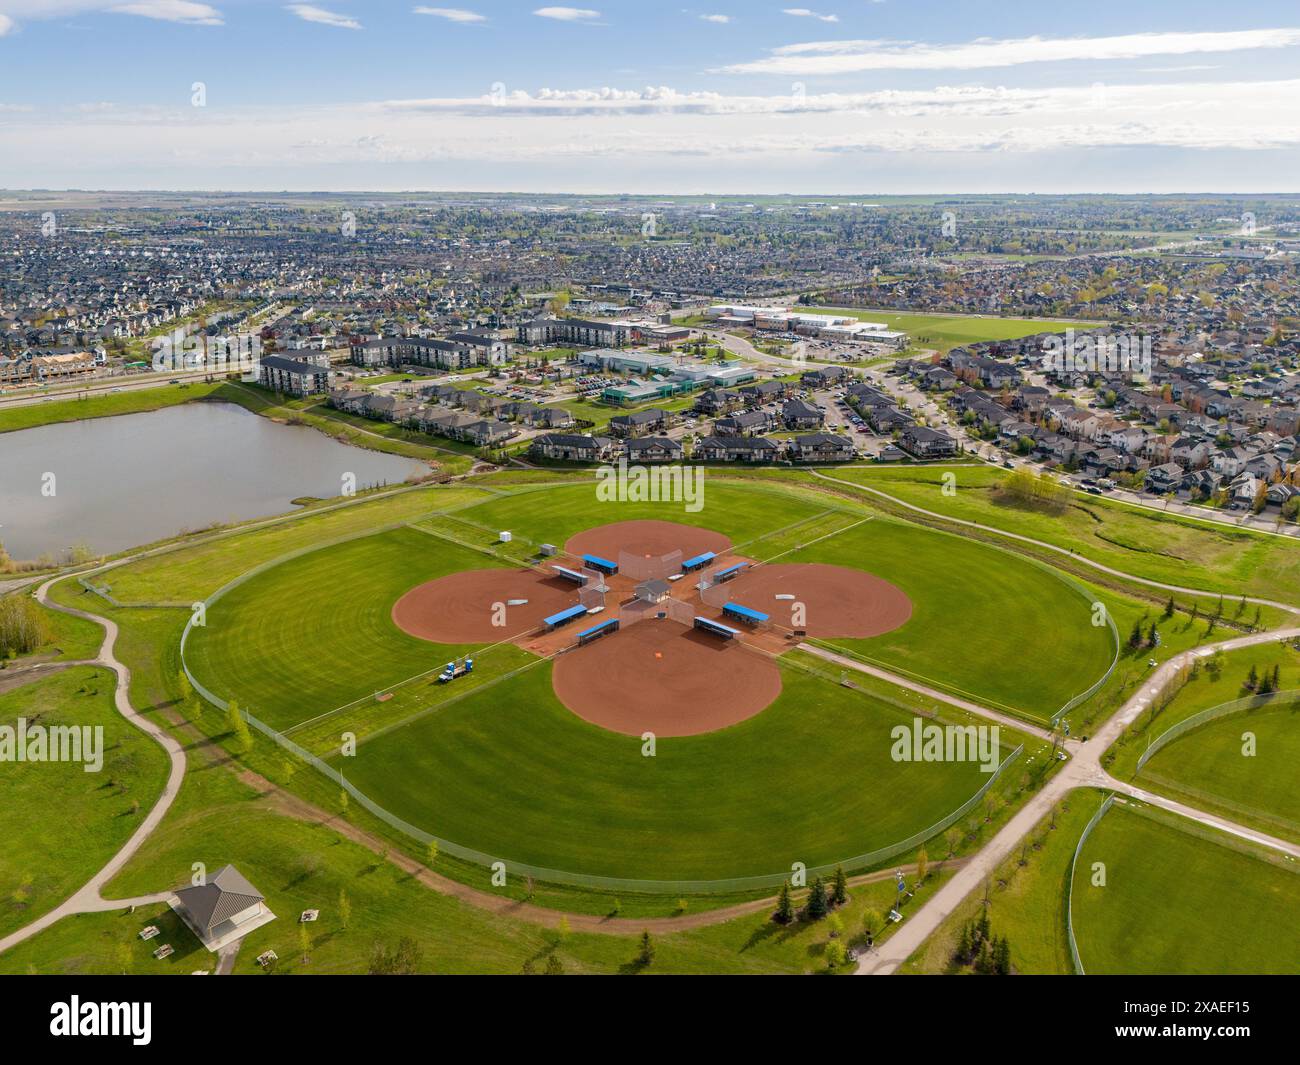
[0,0,1298,192]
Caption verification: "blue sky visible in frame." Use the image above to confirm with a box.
[1,1,1298,192]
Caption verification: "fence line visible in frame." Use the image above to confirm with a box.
[1066,793,1115,976]
[1135,688,1300,772]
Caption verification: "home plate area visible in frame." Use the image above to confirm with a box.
[392,519,912,738]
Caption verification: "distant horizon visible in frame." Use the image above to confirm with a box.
[5,187,1300,199]
[2,2,1299,193]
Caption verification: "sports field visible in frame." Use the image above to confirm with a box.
[180,476,1109,885]
[1138,698,1300,841]
[329,659,1008,882]
[1071,802,1300,974]
[184,526,516,730]
[786,516,1114,720]
[801,307,1098,353]
[186,480,1113,731]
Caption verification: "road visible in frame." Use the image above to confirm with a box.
[0,367,217,409]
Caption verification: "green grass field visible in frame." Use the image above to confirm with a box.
[0,667,170,939]
[98,482,487,605]
[1106,641,1300,782]
[801,307,1099,354]
[184,525,525,732]
[1137,698,1300,843]
[0,381,226,435]
[331,658,1009,882]
[900,789,1107,974]
[794,516,1115,721]
[823,465,1300,606]
[1071,802,1300,974]
[0,753,946,975]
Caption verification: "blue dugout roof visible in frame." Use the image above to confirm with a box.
[544,604,590,627]
[723,602,769,623]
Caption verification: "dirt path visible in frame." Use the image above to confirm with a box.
[241,768,961,934]
[0,657,100,696]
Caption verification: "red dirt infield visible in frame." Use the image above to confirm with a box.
[551,619,783,737]
[564,520,732,565]
[716,563,912,638]
[392,569,579,644]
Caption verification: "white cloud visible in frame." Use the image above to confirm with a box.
[413,6,485,22]
[782,8,838,22]
[699,13,730,23]
[4,76,1299,193]
[0,13,12,34]
[285,4,361,30]
[534,6,599,21]
[723,27,1300,75]
[107,1,223,24]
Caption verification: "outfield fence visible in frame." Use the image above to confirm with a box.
[1135,688,1300,772]
[1066,793,1115,976]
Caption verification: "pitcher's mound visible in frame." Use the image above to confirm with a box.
[552,619,781,737]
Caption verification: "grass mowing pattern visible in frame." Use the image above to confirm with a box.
[1071,801,1300,974]
[185,526,517,732]
[1138,697,1300,842]
[331,661,1002,882]
[794,516,1115,721]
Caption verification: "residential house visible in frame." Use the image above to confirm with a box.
[789,433,855,463]
[626,436,684,463]
[693,435,780,463]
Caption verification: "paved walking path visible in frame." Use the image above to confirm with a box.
[857,625,1300,974]
[0,578,187,956]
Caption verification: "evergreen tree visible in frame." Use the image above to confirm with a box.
[994,936,1012,975]
[806,876,829,920]
[774,881,794,925]
[544,954,563,975]
[832,866,849,907]
[637,931,655,967]
[956,921,973,965]
[1247,664,1259,691]
[1127,619,1143,648]
[1163,596,1175,619]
